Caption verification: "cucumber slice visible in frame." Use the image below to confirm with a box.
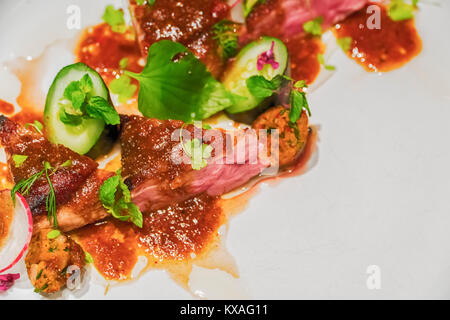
[223,37,288,114]
[44,63,109,155]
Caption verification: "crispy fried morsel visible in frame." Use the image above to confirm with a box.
[252,106,309,168]
[25,229,85,294]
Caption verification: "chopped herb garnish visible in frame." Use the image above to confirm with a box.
[36,269,43,280]
[181,136,213,171]
[110,75,137,104]
[119,57,129,69]
[388,0,417,21]
[46,229,61,239]
[12,154,28,168]
[85,251,94,264]
[59,74,120,126]
[24,120,43,134]
[318,53,336,71]
[126,40,233,122]
[246,75,284,99]
[337,37,353,52]
[99,169,143,228]
[303,16,323,37]
[212,20,239,61]
[102,5,127,33]
[34,283,48,293]
[11,160,71,228]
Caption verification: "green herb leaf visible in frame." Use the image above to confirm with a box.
[212,20,239,61]
[337,37,352,52]
[318,53,336,71]
[86,96,120,125]
[12,154,28,168]
[85,251,94,264]
[388,0,416,21]
[119,57,129,69]
[102,5,127,33]
[25,120,43,134]
[59,105,83,126]
[182,138,213,171]
[126,40,233,122]
[46,229,61,239]
[289,90,311,123]
[246,75,283,99]
[109,75,137,104]
[303,16,324,37]
[99,170,143,228]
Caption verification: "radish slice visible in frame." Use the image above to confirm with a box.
[0,193,33,274]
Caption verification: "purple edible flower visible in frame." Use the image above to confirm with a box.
[0,273,20,292]
[257,41,280,71]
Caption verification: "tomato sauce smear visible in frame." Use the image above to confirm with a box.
[73,194,223,280]
[334,2,422,72]
[76,23,143,84]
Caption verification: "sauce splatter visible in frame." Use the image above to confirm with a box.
[0,162,13,190]
[0,100,15,115]
[334,3,422,72]
[76,23,143,84]
[285,35,323,85]
[73,194,224,282]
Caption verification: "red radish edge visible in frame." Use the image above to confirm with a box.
[0,193,33,274]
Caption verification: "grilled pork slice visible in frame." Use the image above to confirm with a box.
[120,113,309,213]
[129,0,230,78]
[241,0,369,43]
[0,116,110,232]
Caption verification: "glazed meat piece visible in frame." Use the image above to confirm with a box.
[120,115,270,213]
[129,0,230,77]
[0,116,111,232]
[25,229,85,294]
[241,0,369,43]
[252,106,309,168]
[33,170,113,232]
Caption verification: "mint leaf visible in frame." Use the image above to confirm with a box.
[59,107,83,126]
[86,96,120,125]
[289,90,311,123]
[99,170,143,228]
[246,75,283,99]
[126,40,233,122]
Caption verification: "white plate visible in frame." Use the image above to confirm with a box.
[1,0,450,300]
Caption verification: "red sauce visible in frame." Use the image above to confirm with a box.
[0,190,13,249]
[334,3,422,72]
[0,99,14,115]
[73,194,223,280]
[76,23,143,84]
[284,35,323,85]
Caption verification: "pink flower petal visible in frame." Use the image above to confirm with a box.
[257,41,280,71]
